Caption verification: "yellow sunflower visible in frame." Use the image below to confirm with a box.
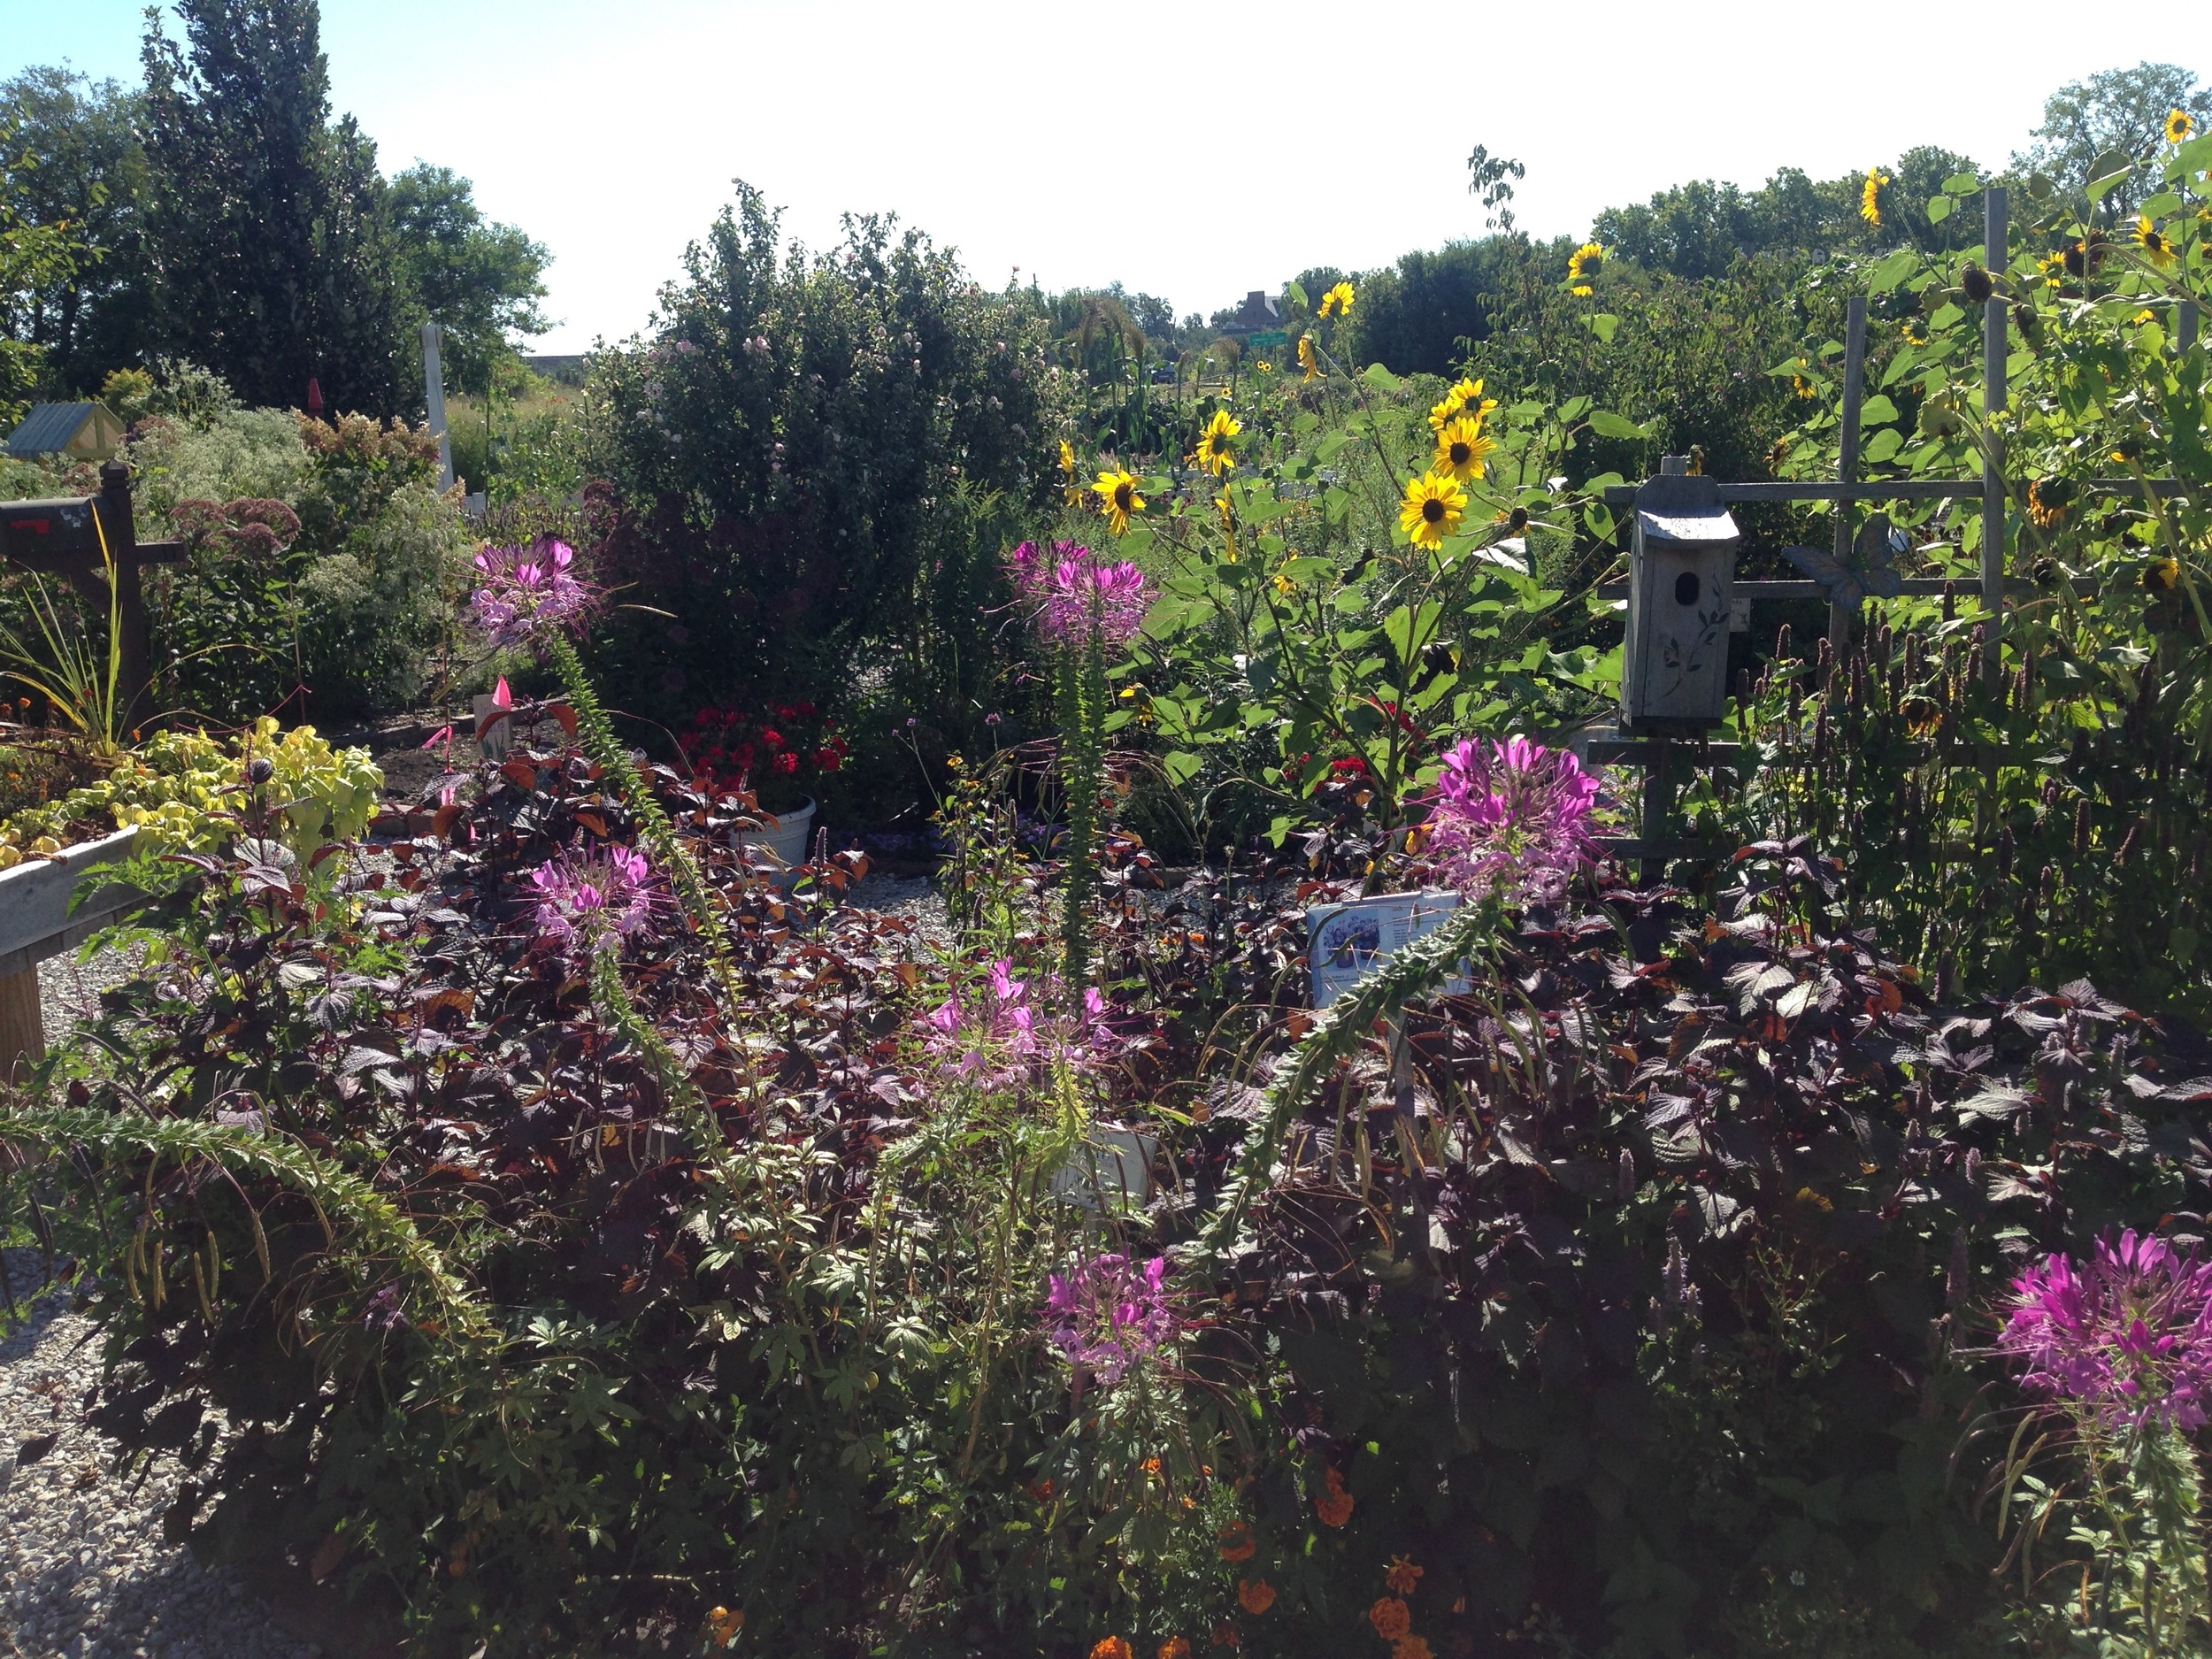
[1861,167,1888,230]
[2168,109,2196,145]
[1432,416,1495,480]
[1398,471,1467,549]
[1297,334,1320,380]
[1059,440,1084,505]
[1191,409,1240,475]
[1094,468,1145,535]
[1565,242,1605,296]
[1058,439,1075,474]
[1317,280,1356,319]
[2137,215,2177,270]
[1428,376,1496,433]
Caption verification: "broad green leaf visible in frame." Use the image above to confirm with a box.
[1363,363,1402,392]
[1587,409,1646,440]
[1863,427,1903,465]
[1925,194,1953,225]
[1857,394,1899,425]
[1941,172,1980,194]
[1284,280,1309,311]
[1867,249,1918,294]
[1163,750,1203,787]
[1585,313,1621,344]
[2139,191,2182,219]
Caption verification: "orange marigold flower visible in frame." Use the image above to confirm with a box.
[1159,1640,1193,1659]
[705,1605,744,1646]
[1370,1597,1413,1640]
[1314,1486,1354,1527]
[1091,1640,1134,1659]
[1236,1578,1277,1615]
[1392,1639,1434,1659]
[1217,1523,1256,1563]
[1385,1555,1425,1595]
[1210,1622,1242,1649]
[1141,1456,1164,1478]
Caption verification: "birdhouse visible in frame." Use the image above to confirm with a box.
[4,402,125,464]
[1620,464,1740,731]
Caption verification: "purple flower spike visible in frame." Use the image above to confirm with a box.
[1426,735,1604,901]
[528,843,656,956]
[1043,1251,1179,1384]
[1006,540,1148,649]
[1995,1229,2212,1432]
[470,536,597,653]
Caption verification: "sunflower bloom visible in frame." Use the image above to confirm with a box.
[1094,469,1146,535]
[1428,376,1496,433]
[1192,410,1240,475]
[2169,109,2196,145]
[1433,416,1495,481]
[1297,334,1320,380]
[2137,215,2177,270]
[1235,1579,1276,1615]
[1860,167,1888,229]
[1399,472,1467,549]
[1566,241,1605,296]
[1061,440,1085,505]
[1317,280,1356,319]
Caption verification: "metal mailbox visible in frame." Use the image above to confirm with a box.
[1620,466,1739,731]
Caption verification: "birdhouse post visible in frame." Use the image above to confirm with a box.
[1619,459,1740,732]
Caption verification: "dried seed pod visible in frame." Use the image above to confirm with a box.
[2116,821,2140,865]
[1994,826,2015,883]
[2074,800,2091,854]
[1775,623,1793,664]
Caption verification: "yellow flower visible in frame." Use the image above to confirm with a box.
[1297,334,1320,381]
[1398,472,1466,548]
[1191,409,1240,475]
[1566,241,1605,296]
[2169,109,2196,145]
[2137,215,2177,270]
[1432,416,1495,481]
[1058,439,1075,474]
[1317,280,1355,319]
[1860,167,1888,229]
[1061,440,1085,505]
[1427,376,1496,434]
[1094,468,1145,535]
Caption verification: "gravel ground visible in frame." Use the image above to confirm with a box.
[847,871,953,952]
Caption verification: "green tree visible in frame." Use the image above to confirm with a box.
[388,163,550,393]
[0,122,93,422]
[2013,60,2212,215]
[140,0,414,413]
[1337,235,1532,376]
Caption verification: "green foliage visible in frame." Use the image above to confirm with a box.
[2013,61,2212,218]
[388,163,550,391]
[1333,235,1532,376]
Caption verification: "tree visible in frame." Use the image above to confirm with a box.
[2014,61,2212,215]
[140,0,414,413]
[1337,236,1530,376]
[0,69,153,391]
[0,121,95,422]
[388,164,550,393]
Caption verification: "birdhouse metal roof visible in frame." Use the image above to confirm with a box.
[4,402,125,462]
[1633,472,1740,547]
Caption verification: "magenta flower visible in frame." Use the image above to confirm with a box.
[1043,1251,1179,1384]
[1995,1230,2212,1432]
[470,536,596,653]
[528,843,656,955]
[1426,735,1604,900]
[1007,540,1148,649]
[919,958,1112,1088]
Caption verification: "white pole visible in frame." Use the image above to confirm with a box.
[420,321,455,492]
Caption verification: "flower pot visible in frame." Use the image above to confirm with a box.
[0,826,142,1074]
[734,796,816,878]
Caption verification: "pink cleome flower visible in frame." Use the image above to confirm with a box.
[470,536,597,653]
[528,843,656,956]
[1995,1229,2212,1432]
[921,959,1112,1089]
[1006,540,1148,649]
[1043,1251,1179,1385]
[1426,735,1604,900]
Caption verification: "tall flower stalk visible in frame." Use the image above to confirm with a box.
[1991,1231,2212,1652]
[1008,541,1147,987]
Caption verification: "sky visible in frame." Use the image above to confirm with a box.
[6,0,2208,355]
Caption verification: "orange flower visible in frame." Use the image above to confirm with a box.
[1217,1523,1256,1563]
[705,1605,744,1646]
[1159,1640,1193,1659]
[1385,1555,1425,1595]
[1314,1486,1354,1527]
[1370,1597,1413,1640]
[1210,1622,1242,1649]
[1141,1456,1164,1478]
[1392,1640,1434,1659]
[1091,1640,1134,1659]
[1236,1578,1277,1615]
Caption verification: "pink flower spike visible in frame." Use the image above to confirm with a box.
[494,676,513,708]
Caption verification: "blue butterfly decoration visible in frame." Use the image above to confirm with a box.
[1782,516,1910,610]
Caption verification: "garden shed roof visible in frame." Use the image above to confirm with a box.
[4,402,125,462]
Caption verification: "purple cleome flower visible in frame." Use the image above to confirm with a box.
[1043,1251,1179,1385]
[921,958,1112,1089]
[1996,1229,2212,1432]
[470,536,597,654]
[1427,735,1604,901]
[1007,540,1148,649]
[528,843,656,956]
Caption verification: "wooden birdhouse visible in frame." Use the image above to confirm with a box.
[1620,462,1739,731]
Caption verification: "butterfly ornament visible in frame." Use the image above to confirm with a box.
[1782,515,1910,611]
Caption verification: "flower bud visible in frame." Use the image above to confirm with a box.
[247,757,275,785]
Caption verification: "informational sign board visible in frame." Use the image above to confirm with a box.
[1050,1126,1157,1212]
[1305,890,1468,1008]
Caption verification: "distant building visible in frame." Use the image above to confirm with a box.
[4,403,125,463]
[1215,291,1281,338]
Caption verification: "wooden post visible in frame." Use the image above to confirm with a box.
[96,460,154,733]
[2179,300,2200,355]
[0,964,42,1079]
[1640,734,1672,886]
[1831,296,1869,652]
[1980,186,2008,679]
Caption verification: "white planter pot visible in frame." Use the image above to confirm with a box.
[0,826,142,977]
[734,797,816,875]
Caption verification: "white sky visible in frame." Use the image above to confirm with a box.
[9,0,2208,354]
